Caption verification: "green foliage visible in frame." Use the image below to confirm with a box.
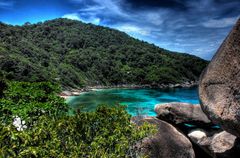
[0,82,156,157]
[0,82,67,124]
[0,18,208,88]
[0,77,7,98]
[146,66,181,84]
[0,107,155,157]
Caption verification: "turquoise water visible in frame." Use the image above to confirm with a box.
[67,87,200,116]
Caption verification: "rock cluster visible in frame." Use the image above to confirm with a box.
[136,101,240,158]
[134,18,240,158]
[152,81,198,89]
[188,130,240,158]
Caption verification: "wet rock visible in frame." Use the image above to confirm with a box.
[155,103,211,126]
[136,117,195,158]
[199,18,240,137]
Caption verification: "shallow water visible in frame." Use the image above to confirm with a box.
[66,87,199,116]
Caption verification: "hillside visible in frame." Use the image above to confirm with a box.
[0,18,208,88]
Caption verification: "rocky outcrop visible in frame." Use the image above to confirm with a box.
[199,18,240,137]
[188,130,240,158]
[155,81,198,89]
[134,117,195,158]
[155,103,211,126]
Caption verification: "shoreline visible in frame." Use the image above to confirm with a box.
[59,81,198,99]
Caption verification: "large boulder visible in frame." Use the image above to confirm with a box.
[188,130,240,158]
[154,103,211,126]
[135,117,195,158]
[211,131,237,155]
[199,18,240,137]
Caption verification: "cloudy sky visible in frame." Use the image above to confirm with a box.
[0,0,239,60]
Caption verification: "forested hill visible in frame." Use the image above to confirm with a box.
[0,18,208,88]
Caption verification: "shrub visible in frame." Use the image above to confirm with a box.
[0,82,156,157]
[0,81,67,125]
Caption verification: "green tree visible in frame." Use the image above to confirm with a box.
[0,81,156,157]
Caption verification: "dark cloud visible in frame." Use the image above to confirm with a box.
[62,0,240,60]
[124,0,189,10]
[214,0,240,4]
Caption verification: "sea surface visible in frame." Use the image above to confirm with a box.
[66,87,200,116]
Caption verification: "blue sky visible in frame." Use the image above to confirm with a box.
[0,0,239,60]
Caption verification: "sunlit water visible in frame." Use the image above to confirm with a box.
[66,87,199,116]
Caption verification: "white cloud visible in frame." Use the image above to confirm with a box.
[62,13,81,21]
[68,0,240,60]
[202,16,239,28]
[62,13,101,25]
[141,11,167,26]
[90,18,100,25]
[115,24,150,36]
[78,5,105,12]
[73,0,128,18]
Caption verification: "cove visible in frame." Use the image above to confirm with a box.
[66,87,199,116]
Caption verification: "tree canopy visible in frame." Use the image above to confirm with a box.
[0,18,208,88]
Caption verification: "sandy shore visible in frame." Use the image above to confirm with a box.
[59,81,198,100]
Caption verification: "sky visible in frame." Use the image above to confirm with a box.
[0,0,239,60]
